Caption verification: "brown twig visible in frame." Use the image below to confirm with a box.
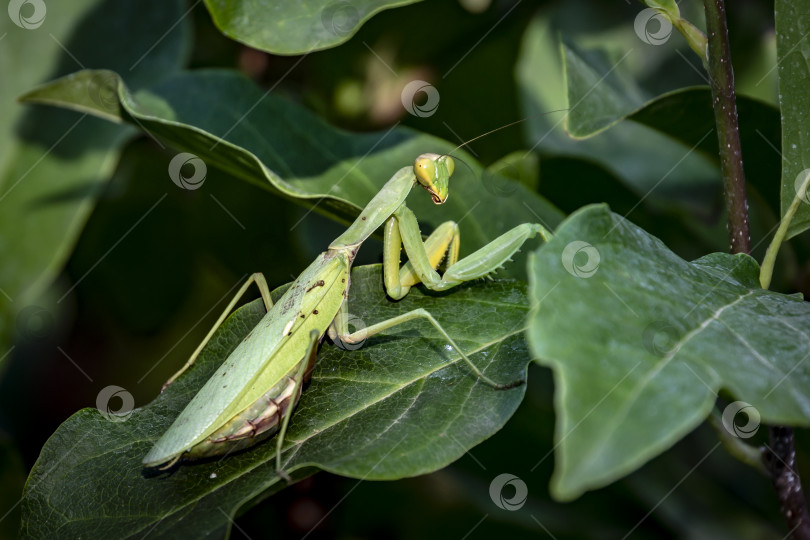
[703,0,749,255]
[765,427,810,538]
[703,1,809,537]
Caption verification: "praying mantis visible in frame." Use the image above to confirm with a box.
[143,149,553,474]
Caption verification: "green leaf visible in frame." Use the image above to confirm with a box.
[557,39,785,256]
[527,205,810,500]
[22,69,563,280]
[202,0,422,55]
[562,43,781,210]
[563,44,644,138]
[775,0,810,239]
[0,0,190,365]
[21,265,531,538]
[518,20,720,205]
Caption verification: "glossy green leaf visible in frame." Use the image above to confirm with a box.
[202,0,421,55]
[21,265,531,538]
[22,69,563,279]
[0,0,189,364]
[527,205,810,500]
[775,0,810,239]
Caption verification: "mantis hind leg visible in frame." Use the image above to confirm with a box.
[162,273,274,391]
[276,329,320,482]
[334,308,522,390]
[384,205,551,299]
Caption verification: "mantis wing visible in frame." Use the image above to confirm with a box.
[143,253,349,466]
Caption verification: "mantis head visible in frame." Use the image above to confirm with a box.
[414,153,455,204]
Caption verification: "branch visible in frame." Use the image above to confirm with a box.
[765,428,810,538]
[704,1,810,537]
[704,0,749,255]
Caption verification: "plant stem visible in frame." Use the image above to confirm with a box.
[703,0,749,255]
[709,410,769,475]
[704,1,810,537]
[766,427,810,538]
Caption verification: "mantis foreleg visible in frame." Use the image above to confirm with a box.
[384,205,551,300]
[383,219,460,299]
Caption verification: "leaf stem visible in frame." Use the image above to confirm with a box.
[708,411,768,476]
[704,1,810,537]
[760,172,810,289]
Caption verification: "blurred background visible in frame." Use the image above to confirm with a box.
[2,0,805,537]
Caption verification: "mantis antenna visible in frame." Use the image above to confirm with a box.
[445,108,569,157]
[437,108,569,183]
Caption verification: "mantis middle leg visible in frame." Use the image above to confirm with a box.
[329,299,522,390]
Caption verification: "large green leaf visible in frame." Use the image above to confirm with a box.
[775,0,810,239]
[21,265,531,538]
[518,17,720,204]
[527,205,810,500]
[22,69,563,279]
[561,43,782,217]
[203,0,421,54]
[0,0,189,365]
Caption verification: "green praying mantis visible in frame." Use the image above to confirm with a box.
[143,134,555,474]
